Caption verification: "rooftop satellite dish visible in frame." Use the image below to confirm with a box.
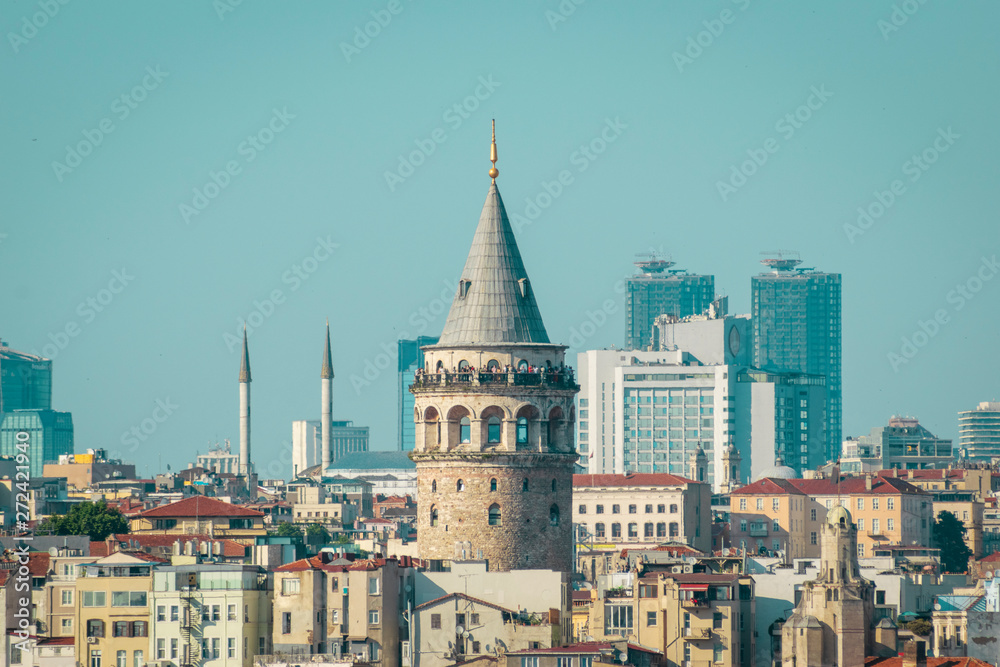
[933,603,942,611]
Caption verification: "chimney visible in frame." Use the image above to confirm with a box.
[865,475,872,491]
[902,640,926,667]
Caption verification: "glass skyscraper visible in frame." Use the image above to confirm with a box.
[751,256,842,463]
[624,258,715,350]
[0,340,52,411]
[959,401,1000,462]
[397,336,438,450]
[0,409,74,477]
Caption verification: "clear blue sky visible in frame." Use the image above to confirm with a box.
[3,1,998,477]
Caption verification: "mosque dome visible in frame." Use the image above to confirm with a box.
[754,456,796,481]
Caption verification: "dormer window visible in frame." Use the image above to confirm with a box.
[459,279,472,299]
[517,278,529,298]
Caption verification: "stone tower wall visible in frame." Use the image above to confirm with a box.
[415,453,576,572]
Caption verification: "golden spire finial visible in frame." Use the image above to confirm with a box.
[489,119,499,181]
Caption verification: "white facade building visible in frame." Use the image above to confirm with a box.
[292,420,370,476]
[577,316,826,489]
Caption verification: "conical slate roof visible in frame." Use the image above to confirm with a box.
[437,183,550,345]
[239,328,252,382]
[321,321,334,379]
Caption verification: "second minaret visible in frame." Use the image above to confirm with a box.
[320,321,334,472]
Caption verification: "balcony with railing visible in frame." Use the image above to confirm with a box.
[412,369,578,392]
[748,522,769,537]
[682,627,712,640]
[681,597,710,609]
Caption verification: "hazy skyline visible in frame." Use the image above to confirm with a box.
[3,2,998,477]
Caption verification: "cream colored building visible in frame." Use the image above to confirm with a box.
[44,545,96,639]
[74,552,158,667]
[129,495,266,544]
[271,554,411,666]
[730,473,933,561]
[148,558,272,666]
[573,473,712,553]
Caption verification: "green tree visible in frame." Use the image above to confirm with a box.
[37,500,129,541]
[903,618,932,636]
[270,522,303,538]
[932,511,973,573]
[305,523,330,544]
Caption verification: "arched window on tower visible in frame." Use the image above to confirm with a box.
[517,360,528,372]
[460,417,471,444]
[430,505,439,527]
[457,479,465,492]
[522,478,529,492]
[487,416,501,444]
[551,479,557,492]
[490,478,498,492]
[550,504,560,526]
[431,480,437,493]
[488,504,501,527]
[487,359,500,371]
[517,417,528,444]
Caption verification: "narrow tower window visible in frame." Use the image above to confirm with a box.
[431,480,437,493]
[550,505,560,526]
[517,417,528,444]
[460,417,471,444]
[487,417,501,443]
[459,279,472,299]
[430,506,439,527]
[457,479,465,492]
[488,504,501,527]
[551,479,557,492]
[489,478,498,492]
[522,478,529,492]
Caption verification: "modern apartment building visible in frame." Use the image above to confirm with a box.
[842,417,954,472]
[0,408,74,476]
[959,402,1000,462]
[624,257,715,350]
[0,339,52,411]
[751,255,841,462]
[149,559,271,667]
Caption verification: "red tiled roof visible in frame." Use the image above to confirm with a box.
[574,472,697,488]
[38,637,76,646]
[0,571,9,586]
[136,495,263,518]
[415,592,515,614]
[977,551,1000,563]
[273,555,410,574]
[731,478,807,496]
[28,553,50,577]
[733,475,926,496]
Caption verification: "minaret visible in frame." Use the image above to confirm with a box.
[410,122,579,572]
[321,321,334,473]
[239,327,252,475]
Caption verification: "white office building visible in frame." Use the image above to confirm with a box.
[291,420,369,476]
[577,315,826,489]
